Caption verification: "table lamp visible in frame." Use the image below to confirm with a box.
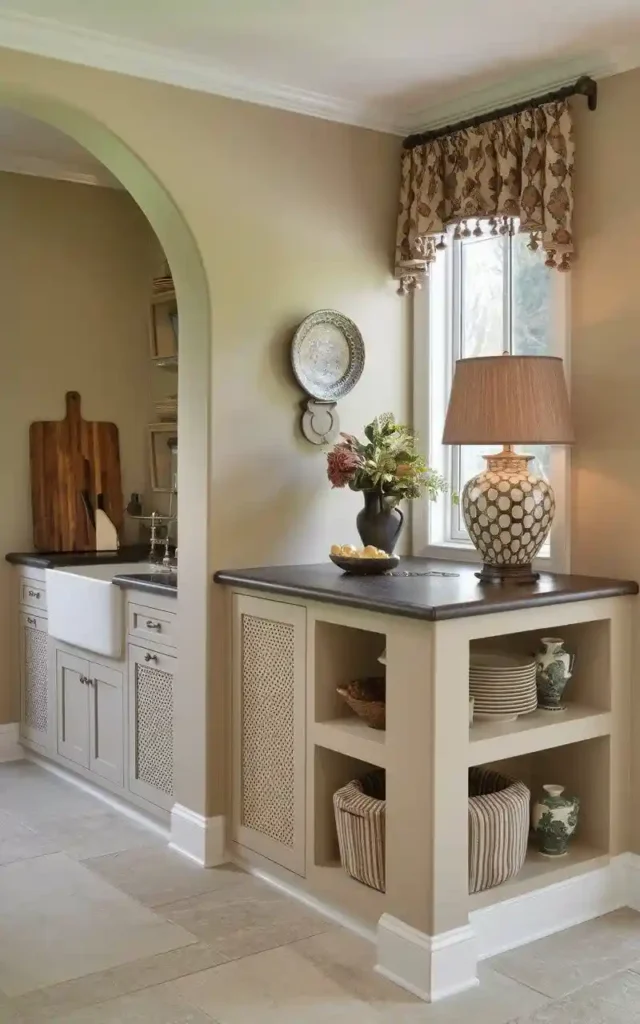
[442,354,574,584]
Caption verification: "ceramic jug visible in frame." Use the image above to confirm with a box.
[532,784,580,856]
[534,637,574,710]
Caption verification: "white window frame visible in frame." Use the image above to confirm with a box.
[412,234,571,573]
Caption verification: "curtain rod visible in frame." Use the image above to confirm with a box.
[402,75,597,150]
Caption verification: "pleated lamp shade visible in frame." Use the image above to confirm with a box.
[442,355,574,446]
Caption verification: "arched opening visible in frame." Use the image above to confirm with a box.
[0,88,215,850]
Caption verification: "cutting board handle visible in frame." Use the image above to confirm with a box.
[65,391,82,424]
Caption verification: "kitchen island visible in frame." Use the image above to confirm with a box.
[215,557,637,1002]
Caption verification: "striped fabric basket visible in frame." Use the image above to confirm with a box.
[468,766,530,894]
[333,771,386,892]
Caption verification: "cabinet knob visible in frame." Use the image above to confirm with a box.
[146,620,162,631]
[144,652,158,662]
[26,616,36,626]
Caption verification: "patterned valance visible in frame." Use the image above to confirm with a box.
[395,99,575,294]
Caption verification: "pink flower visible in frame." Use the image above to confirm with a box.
[327,449,361,488]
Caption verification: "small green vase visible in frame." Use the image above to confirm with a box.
[531,784,579,857]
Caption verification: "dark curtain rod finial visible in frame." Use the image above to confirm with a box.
[402,75,598,150]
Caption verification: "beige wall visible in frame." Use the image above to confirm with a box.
[0,171,162,720]
[571,67,640,850]
[0,50,406,814]
[571,68,640,580]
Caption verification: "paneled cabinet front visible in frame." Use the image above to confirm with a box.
[56,651,124,783]
[56,651,90,767]
[232,594,306,875]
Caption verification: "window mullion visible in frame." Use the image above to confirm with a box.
[505,225,513,354]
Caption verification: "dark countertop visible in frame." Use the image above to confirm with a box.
[6,545,151,569]
[113,572,177,597]
[214,558,638,622]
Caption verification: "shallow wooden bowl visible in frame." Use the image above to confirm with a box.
[329,554,399,575]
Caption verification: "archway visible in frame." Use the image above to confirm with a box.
[0,88,217,862]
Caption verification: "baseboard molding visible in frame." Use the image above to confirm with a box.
[376,914,478,1002]
[0,724,24,763]
[170,804,226,867]
[471,855,627,960]
[25,750,170,840]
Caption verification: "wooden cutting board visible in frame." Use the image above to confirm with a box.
[30,391,124,552]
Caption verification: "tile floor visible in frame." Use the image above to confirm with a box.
[1,760,640,1022]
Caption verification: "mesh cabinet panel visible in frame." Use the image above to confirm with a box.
[240,614,295,847]
[24,626,48,735]
[134,662,174,797]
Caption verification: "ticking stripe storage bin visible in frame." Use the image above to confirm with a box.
[468,766,530,894]
[333,770,386,892]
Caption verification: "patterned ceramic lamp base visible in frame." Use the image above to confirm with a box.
[461,446,555,584]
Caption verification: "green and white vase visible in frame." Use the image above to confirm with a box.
[532,784,579,857]
[534,637,574,711]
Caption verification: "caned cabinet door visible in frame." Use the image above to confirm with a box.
[19,612,49,747]
[232,594,306,875]
[128,644,175,810]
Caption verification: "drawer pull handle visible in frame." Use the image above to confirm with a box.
[144,652,158,663]
[79,675,87,684]
[145,620,162,631]
[26,616,36,626]
[27,590,41,599]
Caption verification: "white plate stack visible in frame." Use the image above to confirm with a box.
[470,652,537,722]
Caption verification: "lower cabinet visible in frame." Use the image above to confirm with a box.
[56,650,124,785]
[19,611,50,747]
[231,593,306,875]
[128,644,175,811]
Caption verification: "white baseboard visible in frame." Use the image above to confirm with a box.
[0,724,24,763]
[376,914,478,1002]
[170,804,226,867]
[471,855,627,960]
[25,750,170,840]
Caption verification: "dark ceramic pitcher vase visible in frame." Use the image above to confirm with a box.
[356,491,404,554]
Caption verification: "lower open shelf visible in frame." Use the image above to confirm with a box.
[469,841,609,910]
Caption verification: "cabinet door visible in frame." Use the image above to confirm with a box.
[89,662,124,785]
[232,594,306,875]
[19,612,49,747]
[128,644,175,811]
[56,650,90,768]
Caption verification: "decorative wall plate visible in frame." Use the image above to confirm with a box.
[291,309,365,401]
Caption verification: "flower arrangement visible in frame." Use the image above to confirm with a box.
[327,413,453,505]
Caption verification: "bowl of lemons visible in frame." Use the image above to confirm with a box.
[329,544,400,575]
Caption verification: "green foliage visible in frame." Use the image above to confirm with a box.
[333,413,456,505]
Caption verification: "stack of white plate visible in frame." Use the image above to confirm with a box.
[470,652,537,722]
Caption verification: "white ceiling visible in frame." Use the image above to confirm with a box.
[0,0,639,183]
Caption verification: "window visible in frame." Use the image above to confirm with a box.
[414,219,570,569]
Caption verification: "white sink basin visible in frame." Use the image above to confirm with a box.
[46,563,154,658]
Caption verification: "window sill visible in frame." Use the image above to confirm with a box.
[423,541,555,570]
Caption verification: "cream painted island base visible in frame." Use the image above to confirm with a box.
[215,558,638,1002]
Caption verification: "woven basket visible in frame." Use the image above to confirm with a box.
[337,678,386,730]
[333,770,386,892]
[468,766,530,894]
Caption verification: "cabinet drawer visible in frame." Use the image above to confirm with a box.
[19,578,47,613]
[128,603,176,648]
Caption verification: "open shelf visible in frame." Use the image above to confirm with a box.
[469,841,609,910]
[313,718,386,768]
[468,704,611,766]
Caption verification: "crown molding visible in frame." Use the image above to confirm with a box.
[400,44,640,134]
[0,149,120,188]
[0,10,403,135]
[0,10,639,139]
